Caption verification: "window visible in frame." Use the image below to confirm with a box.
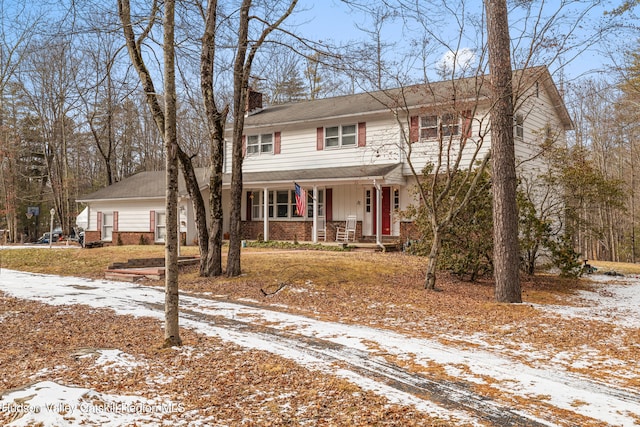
[325,125,356,148]
[420,115,438,139]
[251,191,263,219]
[249,189,325,220]
[441,113,459,136]
[276,190,289,218]
[308,190,324,218]
[514,114,524,139]
[156,212,166,242]
[420,114,460,140]
[102,213,113,241]
[365,190,372,213]
[394,189,400,210]
[247,133,273,155]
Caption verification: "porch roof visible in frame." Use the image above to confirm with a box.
[78,164,404,202]
[239,163,404,187]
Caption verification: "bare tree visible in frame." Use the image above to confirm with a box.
[19,36,81,237]
[226,0,299,277]
[253,44,306,103]
[163,0,181,347]
[200,0,227,277]
[76,32,129,186]
[117,0,182,347]
[354,5,398,90]
[0,0,39,242]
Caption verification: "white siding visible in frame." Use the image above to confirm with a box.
[514,83,567,179]
[88,199,203,244]
[331,185,365,220]
[232,115,402,173]
[88,200,165,233]
[401,108,492,176]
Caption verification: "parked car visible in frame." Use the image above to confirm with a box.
[37,228,62,244]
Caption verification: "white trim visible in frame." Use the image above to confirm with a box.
[312,186,319,243]
[263,187,269,241]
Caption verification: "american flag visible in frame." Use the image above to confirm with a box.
[294,183,306,216]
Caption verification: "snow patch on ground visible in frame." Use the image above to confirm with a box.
[534,274,640,328]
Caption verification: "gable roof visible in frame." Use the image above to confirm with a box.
[242,66,573,130]
[78,168,209,202]
[78,164,404,202]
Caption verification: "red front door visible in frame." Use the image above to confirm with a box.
[381,186,391,235]
[372,186,392,236]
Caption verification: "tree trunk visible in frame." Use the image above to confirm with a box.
[424,227,442,290]
[205,128,225,276]
[162,0,181,348]
[119,0,210,280]
[485,0,521,303]
[226,122,245,276]
[200,0,225,277]
[176,147,210,276]
[225,0,299,276]
[226,0,251,278]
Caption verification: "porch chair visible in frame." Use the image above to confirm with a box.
[317,216,327,241]
[335,215,357,242]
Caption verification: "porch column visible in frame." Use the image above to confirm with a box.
[312,185,319,243]
[263,187,269,241]
[374,181,382,246]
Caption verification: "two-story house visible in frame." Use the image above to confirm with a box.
[78,66,572,247]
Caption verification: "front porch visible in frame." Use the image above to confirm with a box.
[240,219,364,242]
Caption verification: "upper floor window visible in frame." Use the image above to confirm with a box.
[325,125,356,148]
[247,133,273,155]
[514,114,524,140]
[420,114,460,140]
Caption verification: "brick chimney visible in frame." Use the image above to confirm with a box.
[246,88,263,114]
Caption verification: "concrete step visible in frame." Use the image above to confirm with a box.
[105,267,165,281]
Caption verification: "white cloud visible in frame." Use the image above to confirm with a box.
[437,48,476,75]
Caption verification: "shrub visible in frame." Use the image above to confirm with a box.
[547,234,582,277]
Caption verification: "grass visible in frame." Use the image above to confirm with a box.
[588,260,640,275]
[0,245,197,278]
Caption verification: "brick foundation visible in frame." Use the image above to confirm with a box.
[240,220,362,242]
[113,232,157,245]
[399,221,421,243]
[84,231,170,246]
[84,231,102,245]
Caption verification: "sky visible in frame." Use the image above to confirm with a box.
[294,0,627,83]
[1,257,639,426]
[4,0,630,88]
